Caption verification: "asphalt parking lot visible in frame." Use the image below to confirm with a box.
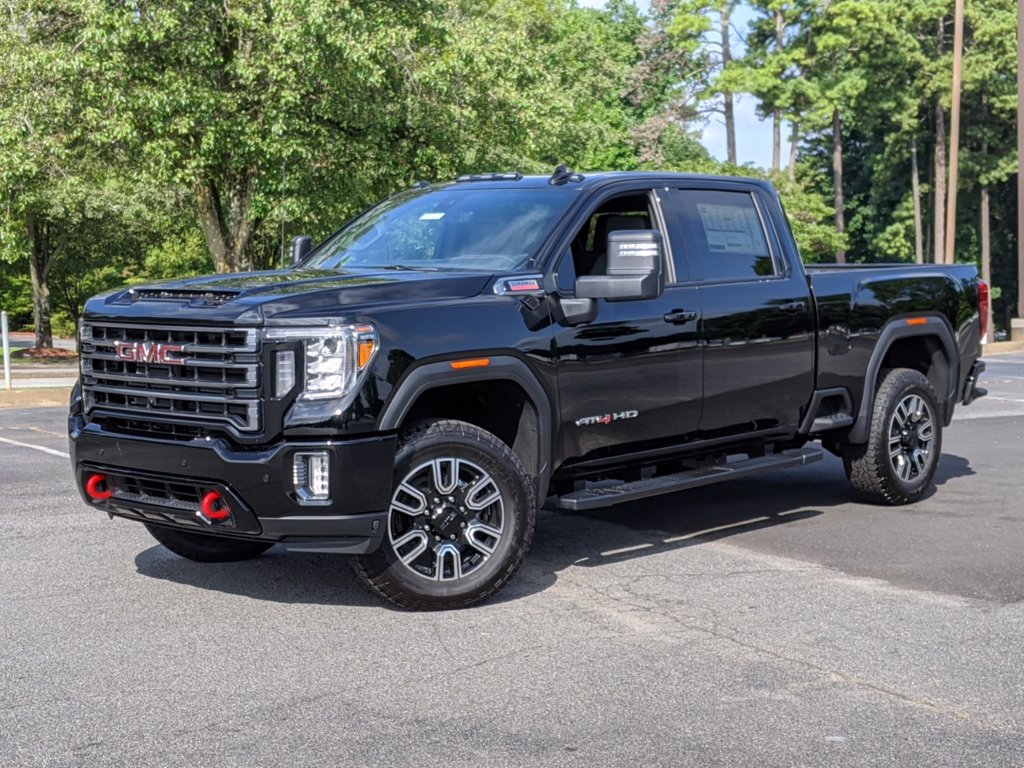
[2,355,1024,767]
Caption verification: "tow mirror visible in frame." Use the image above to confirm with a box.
[290,235,312,265]
[575,230,665,302]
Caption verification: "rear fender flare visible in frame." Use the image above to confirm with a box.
[848,317,958,443]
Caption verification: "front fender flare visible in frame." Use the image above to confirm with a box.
[378,356,553,502]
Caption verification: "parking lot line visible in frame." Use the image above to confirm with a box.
[0,435,70,459]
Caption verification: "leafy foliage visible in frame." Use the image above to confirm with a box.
[0,0,1018,338]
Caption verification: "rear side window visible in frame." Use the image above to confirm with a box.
[673,190,775,282]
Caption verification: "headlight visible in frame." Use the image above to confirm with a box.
[264,323,378,401]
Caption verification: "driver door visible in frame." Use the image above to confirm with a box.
[551,186,703,463]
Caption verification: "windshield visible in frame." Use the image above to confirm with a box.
[304,187,574,271]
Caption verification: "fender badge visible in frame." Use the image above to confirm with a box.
[575,410,639,427]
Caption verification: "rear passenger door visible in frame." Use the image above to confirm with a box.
[665,185,815,437]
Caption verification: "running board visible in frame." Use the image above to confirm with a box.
[557,448,824,512]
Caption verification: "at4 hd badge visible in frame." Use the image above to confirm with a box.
[575,410,639,427]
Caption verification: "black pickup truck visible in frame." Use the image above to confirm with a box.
[69,169,988,609]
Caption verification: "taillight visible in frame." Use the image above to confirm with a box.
[978,280,989,342]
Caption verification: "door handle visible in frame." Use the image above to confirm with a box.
[778,301,806,314]
[663,309,698,324]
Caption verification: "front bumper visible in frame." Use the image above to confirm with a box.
[69,414,397,554]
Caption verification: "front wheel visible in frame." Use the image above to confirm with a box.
[843,367,942,505]
[144,523,274,562]
[352,419,536,610]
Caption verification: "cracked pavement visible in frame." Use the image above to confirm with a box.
[2,354,1024,766]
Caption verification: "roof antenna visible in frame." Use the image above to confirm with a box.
[548,164,584,186]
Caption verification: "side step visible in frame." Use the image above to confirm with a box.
[810,412,854,431]
[557,448,824,512]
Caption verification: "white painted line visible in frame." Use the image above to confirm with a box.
[600,543,655,556]
[0,436,70,459]
[662,517,771,543]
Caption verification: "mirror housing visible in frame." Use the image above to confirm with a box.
[290,235,312,265]
[575,230,665,302]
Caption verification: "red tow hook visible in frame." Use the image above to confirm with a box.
[197,491,231,525]
[85,473,113,501]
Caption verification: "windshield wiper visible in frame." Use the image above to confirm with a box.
[379,264,439,272]
[348,263,440,272]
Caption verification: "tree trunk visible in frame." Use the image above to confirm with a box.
[25,214,59,349]
[933,18,947,265]
[911,139,924,264]
[933,100,947,265]
[788,121,799,181]
[772,109,781,172]
[772,9,784,172]
[194,174,259,274]
[832,109,845,264]
[720,3,736,165]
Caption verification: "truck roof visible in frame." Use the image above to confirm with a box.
[431,170,775,194]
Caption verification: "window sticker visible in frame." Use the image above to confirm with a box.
[419,212,445,221]
[696,203,768,255]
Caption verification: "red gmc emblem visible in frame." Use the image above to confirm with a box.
[114,341,185,364]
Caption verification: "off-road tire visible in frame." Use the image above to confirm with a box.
[144,523,274,562]
[352,419,536,610]
[843,367,942,505]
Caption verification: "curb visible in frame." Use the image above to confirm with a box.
[984,340,1024,356]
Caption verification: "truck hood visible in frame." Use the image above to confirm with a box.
[83,268,495,324]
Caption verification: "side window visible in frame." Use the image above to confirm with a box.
[675,190,775,282]
[567,192,657,279]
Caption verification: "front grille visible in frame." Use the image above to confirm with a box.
[80,322,261,433]
[113,473,205,511]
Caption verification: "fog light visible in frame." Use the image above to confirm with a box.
[293,451,330,503]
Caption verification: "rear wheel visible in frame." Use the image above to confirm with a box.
[144,523,273,562]
[352,419,535,610]
[843,367,942,505]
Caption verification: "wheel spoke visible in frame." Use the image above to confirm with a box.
[431,458,459,496]
[465,520,502,556]
[434,542,463,581]
[893,401,908,428]
[465,475,501,511]
[392,529,429,565]
[911,449,928,475]
[392,482,427,517]
[906,396,920,421]
[893,453,909,480]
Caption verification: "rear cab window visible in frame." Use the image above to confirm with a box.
[670,189,778,282]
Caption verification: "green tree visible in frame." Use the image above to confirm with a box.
[1,0,109,346]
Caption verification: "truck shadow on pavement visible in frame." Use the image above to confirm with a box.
[132,452,975,608]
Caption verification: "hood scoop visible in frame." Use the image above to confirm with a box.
[128,287,240,307]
